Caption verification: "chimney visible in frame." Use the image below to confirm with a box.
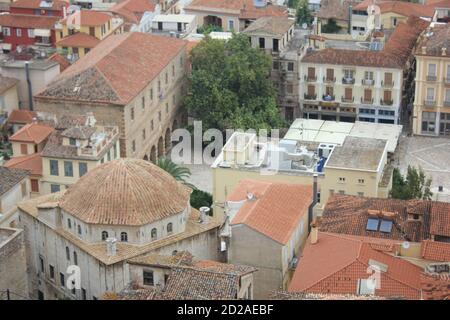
[25,61,33,111]
[442,47,447,56]
[421,46,427,54]
[199,206,210,223]
[310,219,319,245]
[308,174,318,233]
[106,237,117,256]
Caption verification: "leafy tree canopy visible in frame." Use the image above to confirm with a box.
[156,157,197,190]
[186,33,284,132]
[296,0,313,25]
[390,166,433,200]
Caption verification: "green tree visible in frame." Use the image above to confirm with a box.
[296,0,313,25]
[390,166,433,200]
[156,157,197,190]
[321,19,342,33]
[190,189,213,213]
[186,33,284,132]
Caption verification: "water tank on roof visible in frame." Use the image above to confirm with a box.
[253,0,267,8]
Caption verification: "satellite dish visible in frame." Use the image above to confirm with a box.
[402,241,410,249]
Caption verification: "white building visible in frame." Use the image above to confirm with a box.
[151,14,197,37]
[0,166,30,227]
[18,158,221,300]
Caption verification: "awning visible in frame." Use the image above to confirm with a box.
[0,43,12,50]
[34,29,51,37]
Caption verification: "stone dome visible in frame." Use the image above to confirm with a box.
[59,158,192,226]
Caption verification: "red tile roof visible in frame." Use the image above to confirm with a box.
[354,0,436,18]
[421,240,450,262]
[302,17,429,68]
[56,32,100,48]
[0,13,59,29]
[10,0,68,10]
[111,0,156,23]
[430,201,450,238]
[37,33,187,105]
[228,179,312,245]
[4,152,43,176]
[420,273,450,300]
[9,122,54,144]
[47,53,71,72]
[7,110,37,124]
[61,10,112,27]
[289,232,423,299]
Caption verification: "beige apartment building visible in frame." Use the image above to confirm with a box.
[41,123,120,195]
[412,24,450,136]
[300,18,428,124]
[34,32,188,161]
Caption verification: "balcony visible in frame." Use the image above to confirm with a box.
[444,77,450,85]
[304,93,317,100]
[361,97,374,104]
[341,96,354,103]
[323,76,336,83]
[424,99,436,107]
[304,75,317,82]
[426,75,437,81]
[380,99,393,106]
[342,77,355,85]
[322,94,335,101]
[361,79,375,86]
[381,80,394,87]
[444,100,450,107]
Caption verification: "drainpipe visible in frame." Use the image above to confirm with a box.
[308,174,318,233]
[25,61,33,111]
[348,5,353,35]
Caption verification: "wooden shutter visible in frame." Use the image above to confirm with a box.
[326,69,334,80]
[384,73,392,85]
[307,85,315,95]
[384,90,391,102]
[308,67,315,78]
[364,89,372,101]
[31,179,39,193]
[20,144,27,155]
[345,88,352,99]
[326,86,333,95]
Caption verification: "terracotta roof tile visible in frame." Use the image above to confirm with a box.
[47,53,71,72]
[0,13,59,29]
[9,122,54,144]
[354,0,435,17]
[0,166,29,196]
[0,76,19,95]
[421,240,450,262]
[186,0,287,18]
[228,179,312,245]
[111,0,156,23]
[289,232,423,299]
[37,33,187,105]
[415,24,450,57]
[10,0,68,10]
[7,110,37,124]
[420,273,450,300]
[243,16,293,36]
[59,159,192,226]
[56,32,100,48]
[430,201,450,237]
[61,10,112,27]
[4,152,43,176]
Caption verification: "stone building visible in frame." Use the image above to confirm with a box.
[34,32,189,161]
[0,227,29,300]
[0,166,30,227]
[18,158,221,300]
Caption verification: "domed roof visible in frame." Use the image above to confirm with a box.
[59,159,192,226]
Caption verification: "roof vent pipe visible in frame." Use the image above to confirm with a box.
[25,61,33,111]
[199,206,210,223]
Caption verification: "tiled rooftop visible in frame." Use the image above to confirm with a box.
[9,122,54,144]
[4,153,43,176]
[0,166,29,196]
[243,16,294,36]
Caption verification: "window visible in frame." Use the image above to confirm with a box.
[166,102,169,114]
[273,61,279,70]
[165,72,168,85]
[151,228,157,240]
[143,270,154,286]
[357,279,375,295]
[20,144,28,155]
[172,65,175,77]
[31,179,39,193]
[287,62,294,71]
[101,231,108,241]
[142,129,146,140]
[21,181,27,197]
[64,161,73,177]
[2,27,10,36]
[273,38,279,52]
[426,87,435,101]
[158,111,162,122]
[79,162,87,177]
[66,246,70,261]
[445,88,450,102]
[379,219,393,233]
[132,140,136,153]
[151,120,154,131]
[259,37,265,49]
[364,71,374,80]
[343,69,354,79]
[167,223,173,234]
[50,160,59,176]
[69,138,76,146]
[50,184,60,193]
[329,189,335,195]
[338,177,346,183]
[16,28,22,37]
[39,256,44,273]
[384,72,393,85]
[357,192,364,197]
[428,63,437,78]
[142,96,145,111]
[326,68,334,81]
[73,251,78,265]
[422,111,436,133]
[131,107,134,121]
[67,218,72,229]
[60,273,65,287]
[150,88,153,101]
[366,218,379,231]
[358,179,365,184]
[120,232,128,242]
[338,190,345,195]
[49,265,55,279]
[77,225,82,235]
[158,21,163,30]
[228,19,234,31]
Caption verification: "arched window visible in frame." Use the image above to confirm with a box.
[73,251,78,265]
[151,228,157,241]
[67,218,72,229]
[120,232,128,242]
[66,246,70,261]
[77,225,82,235]
[167,223,173,234]
[101,231,108,241]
